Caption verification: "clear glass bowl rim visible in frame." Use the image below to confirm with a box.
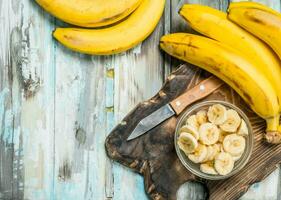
[174,100,254,180]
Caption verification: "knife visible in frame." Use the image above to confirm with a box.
[127,76,224,141]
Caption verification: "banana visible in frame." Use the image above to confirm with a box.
[205,144,220,161]
[220,109,241,132]
[199,123,220,145]
[179,125,199,140]
[237,119,248,136]
[214,152,234,175]
[207,104,227,125]
[228,1,280,15]
[200,161,218,175]
[53,0,165,55]
[223,134,246,156]
[160,33,281,139]
[178,132,198,154]
[196,110,208,125]
[186,115,200,129]
[228,2,281,61]
[36,0,142,27]
[188,144,208,163]
[180,4,281,111]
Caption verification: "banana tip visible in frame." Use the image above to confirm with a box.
[265,131,281,144]
[52,28,58,37]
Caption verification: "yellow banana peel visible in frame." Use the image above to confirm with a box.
[180,4,281,113]
[35,0,142,27]
[53,0,165,55]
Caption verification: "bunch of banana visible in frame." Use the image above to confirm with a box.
[178,104,248,175]
[36,0,165,55]
[226,2,281,143]
[35,0,142,27]
[179,4,281,112]
[161,3,281,143]
[160,33,280,142]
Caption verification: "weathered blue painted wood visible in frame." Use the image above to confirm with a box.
[16,0,56,199]
[0,0,280,199]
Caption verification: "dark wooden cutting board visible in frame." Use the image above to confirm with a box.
[105,64,281,200]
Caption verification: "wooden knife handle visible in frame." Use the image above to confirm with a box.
[170,76,224,115]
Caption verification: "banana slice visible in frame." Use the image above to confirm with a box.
[179,125,199,140]
[196,110,208,125]
[223,134,246,156]
[210,143,221,160]
[204,144,221,162]
[203,145,214,162]
[186,115,200,129]
[218,129,229,143]
[214,152,234,175]
[237,119,248,136]
[220,109,241,132]
[207,104,227,125]
[178,132,198,154]
[199,123,220,145]
[200,161,218,175]
[220,143,225,152]
[188,144,208,163]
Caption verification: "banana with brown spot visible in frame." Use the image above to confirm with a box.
[36,0,142,27]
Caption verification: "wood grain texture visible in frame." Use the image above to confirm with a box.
[0,0,281,199]
[105,64,281,200]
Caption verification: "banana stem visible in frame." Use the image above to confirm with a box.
[266,115,280,131]
[265,115,281,144]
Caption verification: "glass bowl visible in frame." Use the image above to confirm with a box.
[174,100,254,180]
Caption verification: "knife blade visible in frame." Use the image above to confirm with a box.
[127,76,224,141]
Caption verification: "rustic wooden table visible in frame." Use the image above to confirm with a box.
[0,0,280,199]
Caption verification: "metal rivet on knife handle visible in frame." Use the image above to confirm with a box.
[170,76,224,115]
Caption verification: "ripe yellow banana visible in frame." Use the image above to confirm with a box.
[228,2,281,60]
[53,0,165,55]
[160,33,281,142]
[35,0,142,27]
[179,4,281,112]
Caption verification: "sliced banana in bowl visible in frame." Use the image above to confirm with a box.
[177,132,198,154]
[199,123,220,145]
[220,109,241,132]
[175,100,253,180]
[207,104,227,125]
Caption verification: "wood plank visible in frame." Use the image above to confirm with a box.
[1,0,56,199]
[0,1,16,198]
[112,16,165,200]
[53,49,104,199]
[12,0,56,199]
[229,1,281,199]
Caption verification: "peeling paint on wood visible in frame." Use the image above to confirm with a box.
[0,0,280,199]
